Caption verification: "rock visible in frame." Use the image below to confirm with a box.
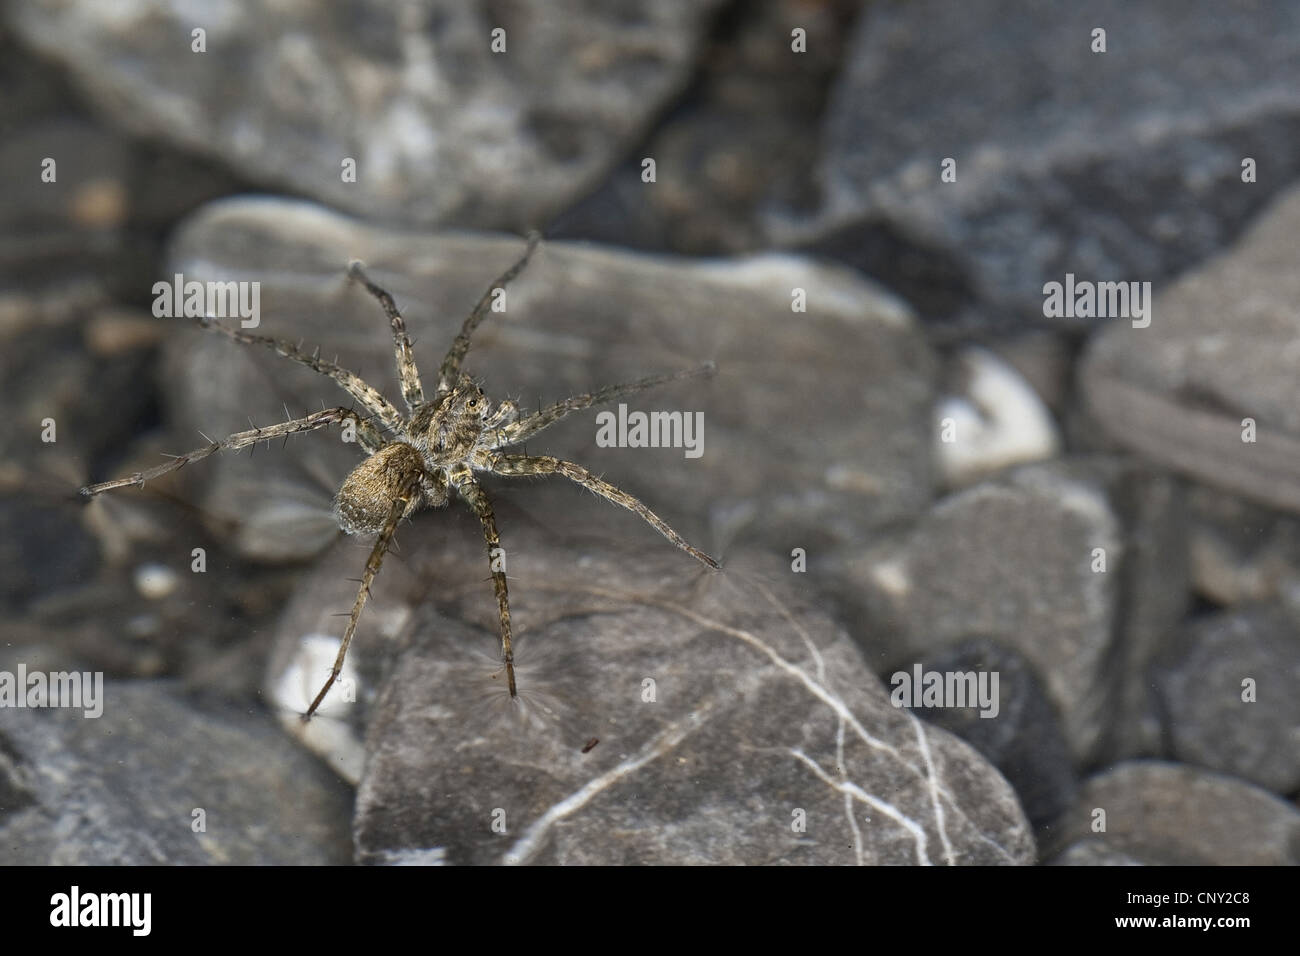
[5,0,724,230]
[1185,484,1300,607]
[0,26,249,306]
[885,639,1077,832]
[802,0,1300,330]
[154,196,935,563]
[339,524,1035,865]
[1046,761,1300,865]
[0,681,353,864]
[552,0,861,254]
[1095,471,1190,762]
[0,494,97,611]
[987,331,1075,419]
[0,118,130,296]
[1153,605,1300,794]
[0,298,158,505]
[1080,185,1300,515]
[263,540,415,785]
[1047,839,1143,866]
[933,346,1061,489]
[845,461,1121,761]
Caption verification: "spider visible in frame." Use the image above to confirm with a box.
[80,233,720,717]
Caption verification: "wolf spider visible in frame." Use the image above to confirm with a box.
[81,234,720,717]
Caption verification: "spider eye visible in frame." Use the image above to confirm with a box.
[468,398,477,408]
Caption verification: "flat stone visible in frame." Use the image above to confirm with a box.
[1046,760,1300,865]
[155,196,936,563]
[1081,185,1300,514]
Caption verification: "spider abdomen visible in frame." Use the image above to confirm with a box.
[334,442,426,535]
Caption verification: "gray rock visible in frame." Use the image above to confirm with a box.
[1047,839,1143,866]
[0,26,250,303]
[932,346,1061,489]
[340,524,1034,865]
[1046,761,1300,865]
[1081,185,1300,515]
[0,681,353,864]
[552,0,861,254]
[845,461,1121,761]
[0,494,97,611]
[1095,471,1190,762]
[5,0,723,229]
[1154,605,1300,794]
[987,331,1075,419]
[803,0,1300,329]
[1185,484,1300,608]
[155,196,936,563]
[887,639,1077,832]
[262,539,415,785]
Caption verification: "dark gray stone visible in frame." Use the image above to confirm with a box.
[887,639,1077,832]
[1154,605,1300,794]
[0,494,97,611]
[552,0,862,255]
[339,525,1034,865]
[1046,760,1300,865]
[1095,471,1190,762]
[844,460,1121,761]
[5,0,724,230]
[0,25,250,303]
[0,681,353,864]
[1081,185,1300,515]
[802,0,1300,330]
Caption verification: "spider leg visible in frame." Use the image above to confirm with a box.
[437,232,541,394]
[305,468,421,718]
[487,454,720,570]
[199,317,403,431]
[347,262,425,412]
[493,362,715,448]
[450,467,517,697]
[79,407,373,497]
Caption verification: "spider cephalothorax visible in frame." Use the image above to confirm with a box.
[82,234,719,716]
[334,375,503,535]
